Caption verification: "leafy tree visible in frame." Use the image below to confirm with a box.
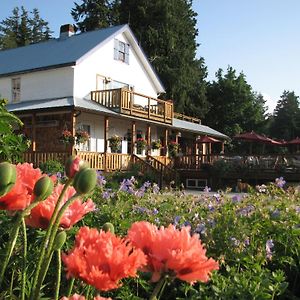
[268,90,300,140]
[71,0,210,118]
[204,66,267,137]
[0,6,52,50]
[0,98,30,162]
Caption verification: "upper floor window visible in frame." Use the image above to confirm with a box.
[12,77,21,103]
[114,39,129,64]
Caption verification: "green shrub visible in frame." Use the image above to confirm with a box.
[39,159,64,175]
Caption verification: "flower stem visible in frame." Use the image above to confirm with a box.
[21,218,27,300]
[67,278,75,297]
[149,276,167,300]
[32,192,80,299]
[54,250,61,300]
[30,179,72,299]
[0,199,41,288]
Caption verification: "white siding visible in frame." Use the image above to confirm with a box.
[74,32,158,99]
[76,112,160,154]
[0,67,74,103]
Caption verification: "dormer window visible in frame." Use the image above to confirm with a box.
[114,39,129,64]
[12,78,21,103]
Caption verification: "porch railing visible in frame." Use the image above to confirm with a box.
[22,151,71,168]
[77,152,131,171]
[91,88,173,124]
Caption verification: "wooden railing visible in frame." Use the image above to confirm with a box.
[22,151,71,168]
[91,88,173,124]
[147,155,178,183]
[153,155,172,167]
[174,112,201,124]
[77,152,131,171]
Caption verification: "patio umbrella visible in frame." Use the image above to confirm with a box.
[197,135,221,143]
[287,137,300,145]
[233,131,270,154]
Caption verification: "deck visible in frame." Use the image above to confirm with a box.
[91,88,173,124]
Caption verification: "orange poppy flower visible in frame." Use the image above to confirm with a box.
[128,221,219,284]
[0,163,42,211]
[26,184,95,229]
[62,227,146,291]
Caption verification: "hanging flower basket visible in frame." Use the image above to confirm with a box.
[60,129,74,145]
[75,130,90,145]
[151,139,162,150]
[109,135,122,152]
[136,138,147,152]
[168,141,180,157]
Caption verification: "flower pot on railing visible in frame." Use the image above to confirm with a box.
[136,138,147,155]
[168,141,180,158]
[108,135,122,153]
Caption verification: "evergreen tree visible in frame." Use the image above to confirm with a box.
[0,6,52,50]
[71,0,210,118]
[71,0,118,32]
[269,90,300,140]
[204,66,267,137]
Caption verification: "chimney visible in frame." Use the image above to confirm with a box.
[59,24,75,39]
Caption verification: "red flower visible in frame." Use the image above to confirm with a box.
[62,227,146,291]
[61,295,111,300]
[0,163,42,211]
[128,221,219,283]
[26,184,95,229]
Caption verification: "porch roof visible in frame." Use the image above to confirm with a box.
[7,97,228,140]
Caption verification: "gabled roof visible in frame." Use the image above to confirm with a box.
[0,24,165,93]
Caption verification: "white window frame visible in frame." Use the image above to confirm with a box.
[114,39,129,64]
[12,77,21,103]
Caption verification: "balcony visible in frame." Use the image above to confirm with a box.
[91,88,173,124]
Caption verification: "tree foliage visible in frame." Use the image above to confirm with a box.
[0,98,30,162]
[71,0,210,118]
[268,91,300,141]
[0,6,52,50]
[204,67,267,137]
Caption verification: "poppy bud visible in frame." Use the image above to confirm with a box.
[0,162,17,196]
[102,222,115,234]
[33,176,54,201]
[65,156,88,178]
[53,231,67,250]
[73,168,97,194]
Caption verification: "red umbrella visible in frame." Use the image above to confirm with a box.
[197,136,221,143]
[234,131,270,143]
[287,137,300,145]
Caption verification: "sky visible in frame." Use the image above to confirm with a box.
[0,0,299,113]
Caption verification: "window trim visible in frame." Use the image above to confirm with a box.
[11,77,21,103]
[114,39,129,64]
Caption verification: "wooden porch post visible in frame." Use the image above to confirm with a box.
[32,113,36,151]
[221,142,225,153]
[164,128,168,156]
[71,111,76,155]
[147,124,151,156]
[104,116,109,171]
[131,121,136,155]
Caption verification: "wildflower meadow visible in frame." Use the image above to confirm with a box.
[0,157,300,299]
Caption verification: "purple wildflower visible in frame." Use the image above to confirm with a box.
[152,183,160,194]
[207,201,215,211]
[266,239,274,260]
[275,177,286,188]
[230,237,240,247]
[295,206,300,214]
[203,186,211,193]
[271,209,280,218]
[152,208,159,215]
[244,237,250,247]
[96,171,106,187]
[195,223,206,234]
[232,194,242,203]
[173,215,181,225]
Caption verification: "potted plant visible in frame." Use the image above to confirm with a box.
[136,137,147,154]
[108,135,122,152]
[151,139,162,150]
[60,129,74,144]
[75,130,90,145]
[168,141,180,157]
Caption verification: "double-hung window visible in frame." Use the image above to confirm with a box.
[114,39,129,64]
[12,78,21,102]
